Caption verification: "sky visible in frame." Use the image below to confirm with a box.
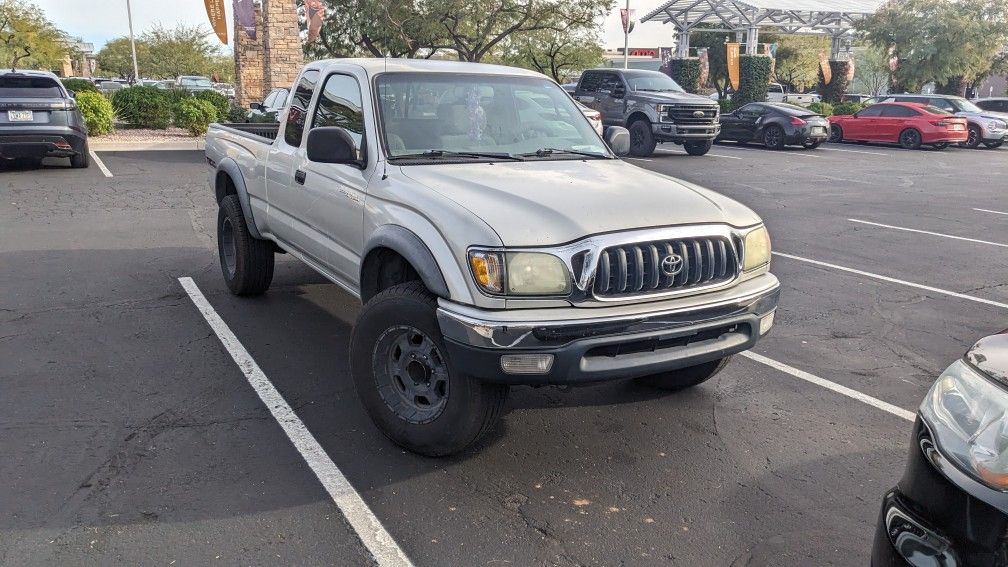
[36,0,676,53]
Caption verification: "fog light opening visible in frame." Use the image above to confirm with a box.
[500,354,554,375]
[759,312,775,336]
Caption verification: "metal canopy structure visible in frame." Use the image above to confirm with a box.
[640,0,884,57]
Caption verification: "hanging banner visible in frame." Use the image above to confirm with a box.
[697,47,709,87]
[620,9,635,33]
[306,0,325,43]
[204,0,228,44]
[818,50,832,85]
[846,57,856,82]
[234,0,256,40]
[658,47,673,75]
[726,42,740,92]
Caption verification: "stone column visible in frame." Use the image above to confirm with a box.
[262,0,304,91]
[234,4,265,108]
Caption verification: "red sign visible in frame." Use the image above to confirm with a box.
[626,48,657,57]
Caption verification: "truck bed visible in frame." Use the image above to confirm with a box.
[213,122,280,141]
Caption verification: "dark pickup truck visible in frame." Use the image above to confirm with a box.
[573,68,720,157]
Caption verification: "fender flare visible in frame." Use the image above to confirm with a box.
[215,158,263,240]
[362,225,451,299]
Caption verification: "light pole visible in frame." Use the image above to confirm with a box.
[622,0,630,69]
[126,0,139,82]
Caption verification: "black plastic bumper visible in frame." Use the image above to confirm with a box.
[0,128,87,159]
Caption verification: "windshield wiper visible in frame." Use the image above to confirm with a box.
[390,149,523,161]
[520,147,610,159]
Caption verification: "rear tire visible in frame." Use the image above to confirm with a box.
[628,119,657,157]
[898,128,922,150]
[635,357,731,391]
[350,281,508,457]
[70,142,89,168]
[217,194,274,296]
[828,124,844,143]
[763,125,785,150]
[683,140,712,156]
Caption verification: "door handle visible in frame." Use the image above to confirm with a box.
[294,169,306,185]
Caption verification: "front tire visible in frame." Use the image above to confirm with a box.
[628,119,657,157]
[350,281,508,457]
[960,125,981,149]
[763,125,785,150]
[684,139,712,156]
[635,357,731,391]
[899,128,922,150]
[217,194,274,295]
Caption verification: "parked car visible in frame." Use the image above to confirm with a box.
[573,68,720,157]
[0,70,89,167]
[873,331,1008,566]
[828,102,968,150]
[765,82,820,106]
[214,82,236,98]
[245,87,289,122]
[974,97,1008,114]
[841,93,873,104]
[871,94,1008,149]
[95,79,125,94]
[561,82,577,94]
[717,102,829,149]
[575,100,603,135]
[176,75,214,92]
[205,58,779,456]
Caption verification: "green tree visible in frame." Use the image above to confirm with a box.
[496,28,602,82]
[857,0,1008,94]
[762,33,829,92]
[850,45,890,96]
[142,24,220,79]
[306,0,443,58]
[0,0,67,71]
[95,37,149,80]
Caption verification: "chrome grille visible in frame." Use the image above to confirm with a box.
[593,236,737,297]
[665,104,719,125]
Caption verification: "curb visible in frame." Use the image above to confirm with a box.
[90,139,205,152]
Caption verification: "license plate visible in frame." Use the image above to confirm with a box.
[812,126,825,134]
[7,110,33,122]
[950,124,964,131]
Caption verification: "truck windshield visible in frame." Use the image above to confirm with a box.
[375,73,609,161]
[624,72,684,93]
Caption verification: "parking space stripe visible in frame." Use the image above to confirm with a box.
[849,218,1008,248]
[740,351,915,422]
[773,251,1008,310]
[90,150,112,177]
[178,277,413,567]
[974,208,1008,216]
[817,146,890,157]
[655,149,742,159]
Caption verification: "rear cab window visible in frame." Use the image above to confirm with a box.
[0,75,64,98]
[283,70,320,147]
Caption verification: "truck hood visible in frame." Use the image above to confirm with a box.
[397,160,761,246]
[629,91,718,106]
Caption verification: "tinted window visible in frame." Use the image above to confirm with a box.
[598,73,621,94]
[880,105,918,117]
[925,98,956,112]
[623,71,684,93]
[738,104,766,116]
[857,105,885,117]
[578,72,602,93]
[284,70,320,146]
[766,102,811,116]
[0,76,63,97]
[310,74,365,161]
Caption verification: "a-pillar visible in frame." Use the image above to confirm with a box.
[234,4,264,108]
[262,0,304,91]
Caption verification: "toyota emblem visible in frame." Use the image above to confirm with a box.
[660,254,684,276]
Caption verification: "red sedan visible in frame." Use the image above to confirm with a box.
[828,102,968,150]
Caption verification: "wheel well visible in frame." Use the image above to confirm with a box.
[360,247,422,303]
[627,112,650,127]
[215,171,237,204]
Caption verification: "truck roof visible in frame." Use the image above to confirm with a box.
[308,58,546,79]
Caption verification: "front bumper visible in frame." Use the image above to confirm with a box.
[872,418,1008,566]
[437,273,779,385]
[653,122,720,142]
[0,127,87,159]
[980,126,1008,143]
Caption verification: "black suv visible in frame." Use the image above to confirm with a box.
[573,69,720,157]
[0,70,89,167]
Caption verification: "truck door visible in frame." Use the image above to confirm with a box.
[596,72,627,126]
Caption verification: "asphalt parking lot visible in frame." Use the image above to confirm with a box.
[2,142,1006,566]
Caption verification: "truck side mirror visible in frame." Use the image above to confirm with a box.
[612,86,626,98]
[604,126,630,156]
[249,102,263,111]
[306,126,364,167]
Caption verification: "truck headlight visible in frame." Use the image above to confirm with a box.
[468,250,570,296]
[742,226,771,271]
[921,359,1008,490]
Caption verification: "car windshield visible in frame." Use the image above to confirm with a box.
[180,77,212,88]
[948,97,983,113]
[0,76,63,97]
[624,71,684,93]
[375,73,609,160]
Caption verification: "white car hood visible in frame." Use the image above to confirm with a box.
[397,159,761,246]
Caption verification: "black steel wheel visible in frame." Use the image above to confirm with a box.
[899,128,922,150]
[217,194,274,295]
[373,325,450,424]
[763,125,785,150]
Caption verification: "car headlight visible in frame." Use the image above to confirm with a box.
[742,226,771,271]
[987,119,1007,130]
[920,359,1008,490]
[468,250,571,296]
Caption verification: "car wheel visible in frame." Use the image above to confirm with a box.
[984,141,1003,149]
[960,125,981,149]
[684,140,712,156]
[217,194,274,295]
[70,142,89,168]
[763,125,785,150]
[932,142,949,150]
[350,281,509,457]
[898,128,922,150]
[628,119,657,157]
[635,357,731,391]
[828,125,844,143]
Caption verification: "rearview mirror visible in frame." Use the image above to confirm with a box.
[249,102,263,111]
[604,126,630,156]
[306,126,363,167]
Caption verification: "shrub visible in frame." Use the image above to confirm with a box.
[75,90,114,136]
[62,78,97,94]
[717,98,735,114]
[174,98,218,135]
[832,101,865,116]
[666,58,702,94]
[192,90,229,122]
[226,102,248,123]
[807,101,833,116]
[817,60,852,104]
[735,54,772,107]
[112,86,171,129]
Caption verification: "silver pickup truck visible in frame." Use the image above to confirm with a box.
[205,58,780,456]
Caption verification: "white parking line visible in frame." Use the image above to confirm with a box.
[974,208,1008,216]
[90,150,112,177]
[178,277,413,567]
[655,149,742,159]
[849,218,1008,248]
[625,157,653,162]
[740,351,915,422]
[774,251,1008,310]
[817,146,890,157]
